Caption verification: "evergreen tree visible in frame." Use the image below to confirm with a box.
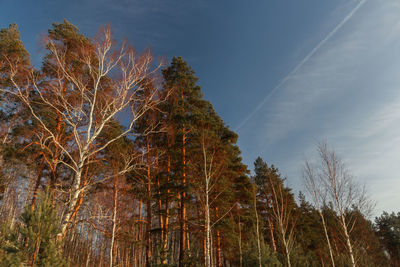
[346,208,388,267]
[0,220,25,267]
[242,235,281,267]
[252,157,297,266]
[0,189,67,267]
[161,56,207,266]
[375,211,400,266]
[295,193,330,266]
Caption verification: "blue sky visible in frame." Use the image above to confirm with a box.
[1,0,399,215]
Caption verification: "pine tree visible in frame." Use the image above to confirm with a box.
[242,235,281,267]
[375,211,400,266]
[295,192,329,266]
[0,220,25,267]
[161,56,207,266]
[347,209,388,267]
[0,189,67,267]
[252,157,297,266]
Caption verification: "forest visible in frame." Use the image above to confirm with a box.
[0,21,399,267]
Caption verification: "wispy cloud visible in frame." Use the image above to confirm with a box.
[235,0,367,132]
[238,0,400,214]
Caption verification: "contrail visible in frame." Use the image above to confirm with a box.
[234,0,367,132]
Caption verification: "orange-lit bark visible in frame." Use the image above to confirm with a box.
[216,230,222,267]
[145,136,152,267]
[30,156,45,210]
[268,217,277,252]
[216,207,222,267]
[161,155,171,264]
[31,232,40,267]
[179,89,187,266]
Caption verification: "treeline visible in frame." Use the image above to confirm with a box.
[0,20,398,267]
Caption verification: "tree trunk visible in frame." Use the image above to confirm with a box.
[30,156,45,210]
[138,199,143,267]
[60,163,83,236]
[340,213,356,267]
[238,214,243,267]
[216,229,222,267]
[319,210,335,267]
[267,217,277,253]
[254,191,262,267]
[146,136,152,267]
[179,96,187,266]
[205,184,211,267]
[110,178,118,267]
[31,227,41,267]
[157,171,164,264]
[161,155,171,265]
[282,229,291,267]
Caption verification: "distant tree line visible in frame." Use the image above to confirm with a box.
[0,20,398,267]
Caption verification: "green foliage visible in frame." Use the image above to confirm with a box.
[0,221,25,267]
[242,236,281,267]
[0,23,30,147]
[290,245,320,267]
[42,19,91,76]
[295,194,328,266]
[1,20,396,267]
[0,189,68,267]
[0,23,30,68]
[375,211,400,266]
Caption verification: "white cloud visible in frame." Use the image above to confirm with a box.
[239,0,400,215]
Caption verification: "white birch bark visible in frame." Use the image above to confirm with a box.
[2,27,162,237]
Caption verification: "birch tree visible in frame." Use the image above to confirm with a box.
[303,160,336,267]
[1,24,162,237]
[253,157,296,266]
[197,120,232,266]
[252,185,262,267]
[268,176,296,267]
[201,132,215,267]
[307,142,372,267]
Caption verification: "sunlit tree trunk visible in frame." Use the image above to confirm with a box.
[179,89,187,267]
[4,26,161,238]
[268,177,296,267]
[161,156,170,265]
[145,136,152,267]
[303,160,335,267]
[253,186,262,267]
[216,229,222,267]
[30,156,45,210]
[267,217,277,253]
[316,142,370,267]
[110,178,118,267]
[237,213,243,267]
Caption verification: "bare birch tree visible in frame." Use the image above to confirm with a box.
[201,133,214,267]
[1,26,162,237]
[199,130,227,267]
[253,185,263,267]
[306,142,372,267]
[268,177,296,267]
[197,125,238,267]
[303,160,336,267]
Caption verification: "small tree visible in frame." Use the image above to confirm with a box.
[303,158,336,266]
[375,211,400,266]
[268,175,296,267]
[0,220,25,267]
[306,142,372,267]
[253,157,297,267]
[242,231,281,267]
[0,189,67,267]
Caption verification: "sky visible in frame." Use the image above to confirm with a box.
[1,0,399,216]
